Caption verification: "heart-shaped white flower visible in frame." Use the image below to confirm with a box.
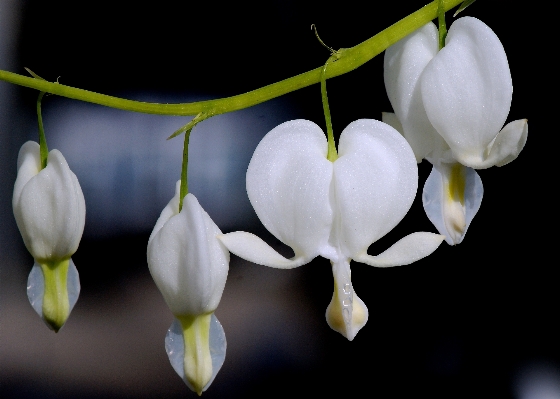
[219,119,444,340]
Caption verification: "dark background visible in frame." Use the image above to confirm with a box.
[1,1,546,398]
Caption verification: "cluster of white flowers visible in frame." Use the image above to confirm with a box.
[12,16,526,395]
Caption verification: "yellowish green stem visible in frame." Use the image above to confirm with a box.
[0,1,462,121]
[39,259,70,332]
[178,313,213,396]
[37,92,49,169]
[438,0,448,50]
[322,56,339,162]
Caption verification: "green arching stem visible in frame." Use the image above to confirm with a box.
[37,92,49,169]
[0,0,462,121]
[322,56,338,162]
[438,0,448,50]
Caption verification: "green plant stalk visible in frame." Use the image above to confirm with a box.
[0,0,462,119]
[37,92,49,169]
[178,126,191,213]
[438,0,448,49]
[40,259,71,332]
[322,57,338,162]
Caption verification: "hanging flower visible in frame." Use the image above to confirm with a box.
[218,119,444,341]
[383,16,528,245]
[12,141,85,332]
[147,182,229,395]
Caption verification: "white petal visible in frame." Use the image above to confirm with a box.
[246,119,334,261]
[422,163,483,245]
[148,180,181,245]
[13,142,86,261]
[421,17,512,167]
[485,119,528,168]
[325,260,368,341]
[384,22,441,162]
[218,231,306,269]
[332,119,418,259]
[147,193,229,315]
[353,232,444,267]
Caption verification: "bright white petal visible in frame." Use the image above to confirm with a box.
[332,119,418,259]
[147,193,229,315]
[246,119,334,260]
[384,22,441,162]
[353,232,444,267]
[421,17,512,167]
[422,163,483,245]
[485,119,528,168]
[218,231,306,269]
[325,260,368,341]
[148,180,181,245]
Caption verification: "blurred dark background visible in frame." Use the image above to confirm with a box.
[1,1,547,398]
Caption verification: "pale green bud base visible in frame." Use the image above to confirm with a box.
[165,313,227,395]
[27,258,81,332]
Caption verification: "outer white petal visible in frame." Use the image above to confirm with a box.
[482,119,528,168]
[384,22,441,162]
[353,232,444,267]
[13,141,86,261]
[422,163,483,245]
[332,119,418,259]
[218,231,306,269]
[148,180,181,245]
[421,17,512,167]
[246,119,334,262]
[147,193,229,316]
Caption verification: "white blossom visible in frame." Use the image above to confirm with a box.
[383,17,528,245]
[219,119,444,340]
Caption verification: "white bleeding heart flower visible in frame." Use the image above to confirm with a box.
[219,119,444,341]
[12,141,85,332]
[147,182,229,395]
[383,16,528,245]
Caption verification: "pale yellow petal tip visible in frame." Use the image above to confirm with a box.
[180,314,213,395]
[325,291,368,341]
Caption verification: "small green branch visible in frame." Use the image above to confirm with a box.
[0,1,462,120]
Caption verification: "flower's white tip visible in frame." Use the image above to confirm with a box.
[422,164,483,245]
[353,232,444,267]
[165,314,226,395]
[325,261,368,341]
[27,258,80,332]
[218,231,306,269]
